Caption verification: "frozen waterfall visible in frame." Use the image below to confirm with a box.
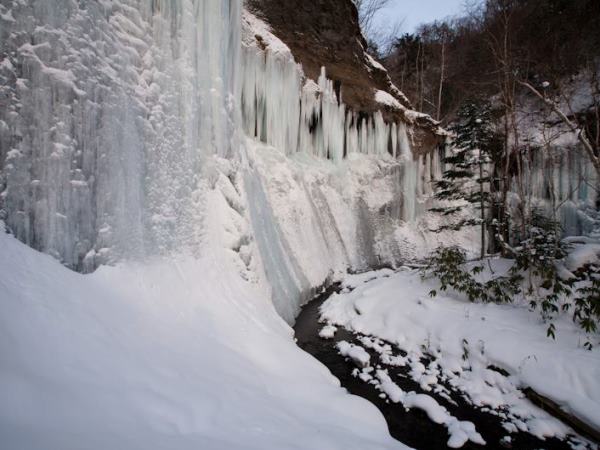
[0,0,241,269]
[0,0,475,322]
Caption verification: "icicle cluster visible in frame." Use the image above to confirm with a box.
[240,42,443,221]
[241,46,427,163]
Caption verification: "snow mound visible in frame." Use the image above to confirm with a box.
[565,243,600,271]
[337,341,371,368]
[319,325,338,339]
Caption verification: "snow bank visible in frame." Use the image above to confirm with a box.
[0,219,409,450]
[565,242,600,271]
[374,370,486,448]
[320,268,600,437]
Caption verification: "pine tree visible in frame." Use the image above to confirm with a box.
[431,101,494,259]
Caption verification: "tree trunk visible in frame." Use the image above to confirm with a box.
[437,41,445,122]
[479,148,486,259]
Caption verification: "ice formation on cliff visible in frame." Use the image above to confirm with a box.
[1,2,447,281]
[240,11,433,163]
[0,0,241,269]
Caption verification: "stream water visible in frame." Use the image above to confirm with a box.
[293,282,589,450]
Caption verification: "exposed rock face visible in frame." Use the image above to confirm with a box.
[245,0,444,154]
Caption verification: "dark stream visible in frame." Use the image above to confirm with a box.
[294,282,595,450]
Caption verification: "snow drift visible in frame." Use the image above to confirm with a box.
[0,220,406,450]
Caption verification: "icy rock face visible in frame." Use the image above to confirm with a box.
[1,1,448,322]
[0,0,241,270]
[240,11,435,163]
[245,139,461,322]
[240,12,451,321]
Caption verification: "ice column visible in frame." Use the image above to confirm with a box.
[398,122,417,222]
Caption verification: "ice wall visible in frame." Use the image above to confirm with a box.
[516,146,599,236]
[0,0,241,269]
[244,139,462,322]
[237,13,454,320]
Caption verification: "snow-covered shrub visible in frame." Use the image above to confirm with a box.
[421,246,521,304]
[423,214,600,345]
[572,265,600,346]
[509,213,572,314]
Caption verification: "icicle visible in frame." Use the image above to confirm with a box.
[240,44,422,166]
[397,122,417,222]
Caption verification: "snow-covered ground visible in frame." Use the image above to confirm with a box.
[320,267,600,446]
[0,222,409,450]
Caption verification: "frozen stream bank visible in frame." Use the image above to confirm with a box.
[294,270,598,450]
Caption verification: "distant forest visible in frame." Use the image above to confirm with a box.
[372,0,600,122]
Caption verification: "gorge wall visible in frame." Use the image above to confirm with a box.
[0,0,471,321]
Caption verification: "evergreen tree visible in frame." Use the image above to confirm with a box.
[431,101,494,259]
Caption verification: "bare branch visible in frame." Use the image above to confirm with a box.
[355,0,403,56]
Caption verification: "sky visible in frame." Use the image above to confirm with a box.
[374,0,470,34]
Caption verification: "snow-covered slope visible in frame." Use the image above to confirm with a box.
[0,218,407,450]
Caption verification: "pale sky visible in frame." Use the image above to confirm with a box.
[374,0,470,34]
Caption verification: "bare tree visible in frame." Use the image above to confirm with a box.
[436,38,446,121]
[355,0,403,56]
[355,0,392,36]
[480,0,519,243]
